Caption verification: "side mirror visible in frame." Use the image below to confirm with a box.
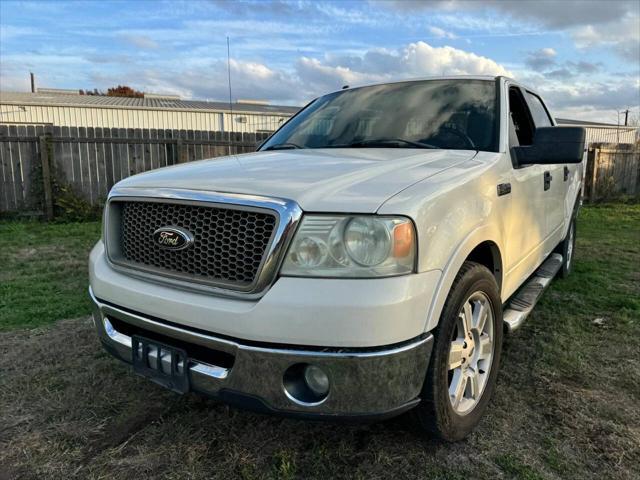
[513,126,585,165]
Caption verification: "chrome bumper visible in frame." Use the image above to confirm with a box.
[90,288,433,418]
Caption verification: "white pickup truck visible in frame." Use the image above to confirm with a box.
[89,76,585,440]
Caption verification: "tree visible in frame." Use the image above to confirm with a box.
[106,85,143,98]
[79,85,144,97]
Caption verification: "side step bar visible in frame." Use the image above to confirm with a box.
[503,253,563,333]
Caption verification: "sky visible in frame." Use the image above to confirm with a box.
[1,0,639,123]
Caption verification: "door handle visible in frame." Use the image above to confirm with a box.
[544,171,552,191]
[497,183,511,196]
[564,166,570,181]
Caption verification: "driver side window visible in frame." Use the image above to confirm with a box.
[508,87,534,147]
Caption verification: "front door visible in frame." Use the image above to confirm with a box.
[523,90,566,250]
[503,86,547,296]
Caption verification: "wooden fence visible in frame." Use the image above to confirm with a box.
[0,125,269,217]
[2,128,639,217]
[584,143,640,202]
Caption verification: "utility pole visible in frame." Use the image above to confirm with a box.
[623,109,629,126]
[227,36,234,156]
[30,72,35,93]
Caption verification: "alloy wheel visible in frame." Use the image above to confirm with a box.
[447,291,495,415]
[566,222,574,269]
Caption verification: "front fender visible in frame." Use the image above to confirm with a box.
[423,224,503,332]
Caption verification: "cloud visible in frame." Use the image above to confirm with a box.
[516,67,640,122]
[115,58,301,104]
[384,0,640,60]
[84,53,133,65]
[483,0,637,29]
[544,61,602,80]
[570,61,601,74]
[404,42,511,76]
[0,70,32,92]
[524,48,557,70]
[120,34,159,50]
[385,0,638,28]
[543,81,640,112]
[2,38,512,104]
[572,14,640,61]
[296,57,384,94]
[514,48,631,122]
[2,0,636,123]
[295,41,511,93]
[0,25,39,42]
[521,46,604,81]
[104,41,509,101]
[428,26,457,39]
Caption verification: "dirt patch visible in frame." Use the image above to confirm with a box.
[1,317,638,480]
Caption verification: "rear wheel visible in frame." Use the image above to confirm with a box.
[414,261,503,441]
[557,218,576,279]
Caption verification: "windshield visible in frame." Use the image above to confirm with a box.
[261,79,498,152]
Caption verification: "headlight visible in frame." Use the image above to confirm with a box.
[281,215,416,278]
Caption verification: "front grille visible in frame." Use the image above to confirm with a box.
[116,201,277,288]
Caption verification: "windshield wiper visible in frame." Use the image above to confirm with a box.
[263,142,303,151]
[329,138,437,149]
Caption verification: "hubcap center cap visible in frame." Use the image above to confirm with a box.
[461,336,475,366]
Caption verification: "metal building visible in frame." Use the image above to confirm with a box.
[0,91,300,134]
[556,118,638,145]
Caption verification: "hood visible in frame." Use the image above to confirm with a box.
[116,148,477,212]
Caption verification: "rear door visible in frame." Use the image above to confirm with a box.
[524,91,566,249]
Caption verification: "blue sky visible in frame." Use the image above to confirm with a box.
[1,0,639,122]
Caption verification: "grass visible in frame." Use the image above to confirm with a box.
[0,220,101,330]
[0,203,639,479]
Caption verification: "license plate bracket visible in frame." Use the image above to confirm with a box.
[131,335,189,394]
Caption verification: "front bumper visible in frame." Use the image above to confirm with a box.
[90,288,433,418]
[90,241,442,348]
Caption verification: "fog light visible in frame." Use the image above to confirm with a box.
[303,364,330,396]
[104,318,116,338]
[283,363,330,406]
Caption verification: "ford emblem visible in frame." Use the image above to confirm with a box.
[152,226,194,250]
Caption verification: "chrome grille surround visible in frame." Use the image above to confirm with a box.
[104,187,303,299]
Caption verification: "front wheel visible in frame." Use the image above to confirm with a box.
[414,261,503,441]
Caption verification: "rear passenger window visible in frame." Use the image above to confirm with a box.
[526,92,552,128]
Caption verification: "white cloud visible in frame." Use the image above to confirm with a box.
[296,56,387,94]
[384,0,640,61]
[120,34,159,50]
[0,71,32,92]
[515,69,640,123]
[2,40,512,105]
[129,58,301,104]
[296,41,511,93]
[428,26,457,39]
[572,14,640,61]
[403,42,511,76]
[0,25,39,42]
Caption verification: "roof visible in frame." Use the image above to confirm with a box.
[0,91,300,115]
[334,75,503,95]
[556,118,637,129]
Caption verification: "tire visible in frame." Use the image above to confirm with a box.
[414,261,503,441]
[556,216,576,279]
